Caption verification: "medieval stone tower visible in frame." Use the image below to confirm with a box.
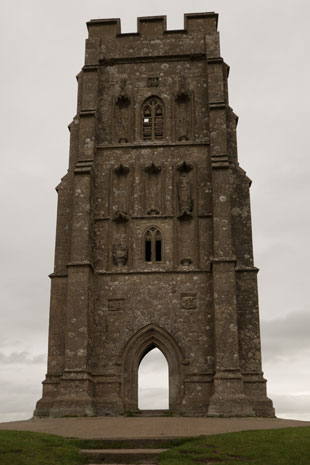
[35,12,274,417]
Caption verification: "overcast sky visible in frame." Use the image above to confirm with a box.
[0,0,309,422]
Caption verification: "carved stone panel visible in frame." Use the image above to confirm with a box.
[147,77,159,87]
[112,242,128,266]
[181,293,197,309]
[108,299,124,311]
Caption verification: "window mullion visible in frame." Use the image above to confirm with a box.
[152,232,156,263]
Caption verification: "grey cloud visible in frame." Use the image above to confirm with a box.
[0,352,46,365]
[0,378,42,420]
[261,310,310,361]
[0,394,36,416]
[272,394,310,418]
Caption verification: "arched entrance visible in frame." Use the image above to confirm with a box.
[138,346,169,410]
[121,324,184,412]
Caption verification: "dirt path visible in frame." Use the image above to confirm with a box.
[0,417,309,439]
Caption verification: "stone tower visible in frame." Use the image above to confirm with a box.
[35,12,274,417]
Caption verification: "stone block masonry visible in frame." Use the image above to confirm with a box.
[34,12,274,417]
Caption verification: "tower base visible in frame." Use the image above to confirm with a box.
[35,372,95,418]
[207,370,255,417]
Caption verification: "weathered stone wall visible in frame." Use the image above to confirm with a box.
[93,145,212,272]
[96,61,209,144]
[90,273,213,414]
[35,12,274,418]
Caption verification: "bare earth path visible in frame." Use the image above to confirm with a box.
[0,417,309,439]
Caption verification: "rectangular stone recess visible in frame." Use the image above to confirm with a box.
[34,11,274,419]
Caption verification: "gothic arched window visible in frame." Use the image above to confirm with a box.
[142,97,164,141]
[144,227,162,262]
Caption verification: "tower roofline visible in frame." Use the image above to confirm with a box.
[87,12,218,38]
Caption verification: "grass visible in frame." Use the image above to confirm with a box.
[0,427,309,465]
[158,427,310,465]
[0,431,87,465]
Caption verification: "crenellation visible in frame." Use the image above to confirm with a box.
[184,12,218,34]
[137,16,167,37]
[87,13,218,40]
[85,13,221,66]
[87,18,121,38]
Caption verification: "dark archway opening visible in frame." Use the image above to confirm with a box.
[138,345,169,410]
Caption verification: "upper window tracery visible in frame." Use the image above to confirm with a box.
[142,97,164,141]
[144,226,162,263]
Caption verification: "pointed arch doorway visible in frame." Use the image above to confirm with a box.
[121,324,184,413]
[138,345,169,410]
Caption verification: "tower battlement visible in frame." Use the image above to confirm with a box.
[85,13,220,66]
[87,13,218,38]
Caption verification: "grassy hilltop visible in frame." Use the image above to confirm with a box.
[0,427,310,465]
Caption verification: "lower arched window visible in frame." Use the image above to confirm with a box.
[144,227,162,262]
